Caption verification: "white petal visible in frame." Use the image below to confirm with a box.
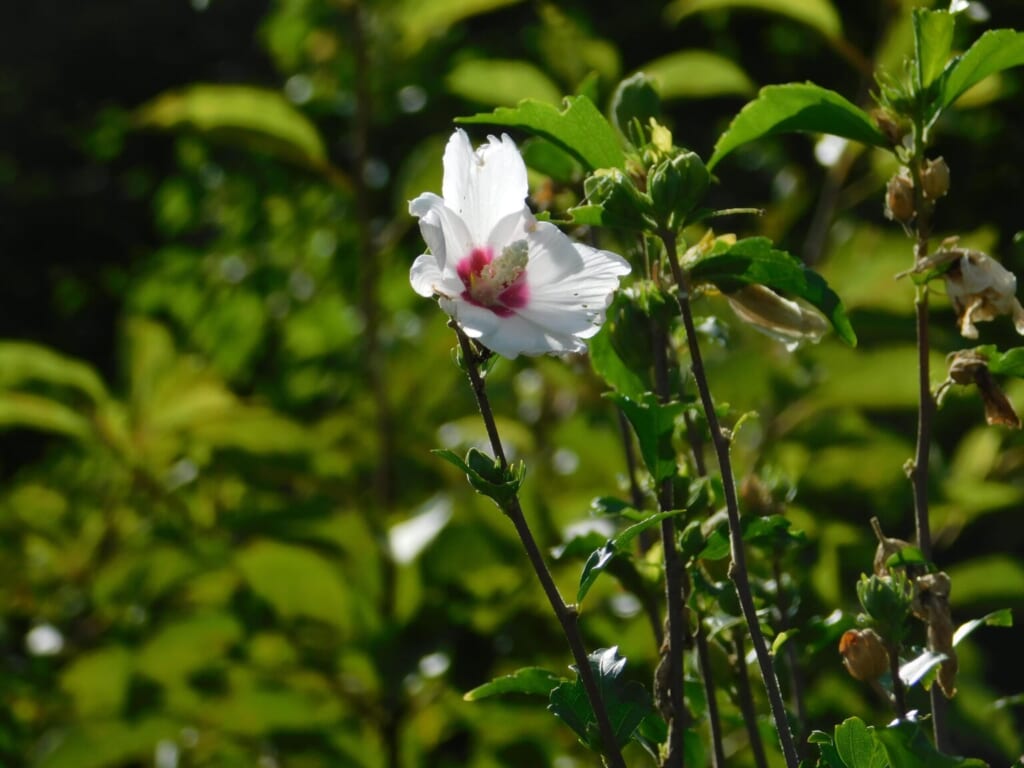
[410,253,445,297]
[442,130,528,245]
[441,296,502,340]
[409,192,473,288]
[478,313,587,358]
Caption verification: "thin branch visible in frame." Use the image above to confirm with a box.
[453,326,627,768]
[732,630,769,768]
[907,140,949,751]
[652,324,688,768]
[660,229,800,768]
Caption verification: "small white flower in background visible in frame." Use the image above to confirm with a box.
[943,250,1024,339]
[409,129,630,358]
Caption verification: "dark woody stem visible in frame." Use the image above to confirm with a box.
[660,230,800,768]
[652,325,688,768]
[908,135,949,751]
[452,324,627,768]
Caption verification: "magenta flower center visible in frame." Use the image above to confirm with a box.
[456,242,530,317]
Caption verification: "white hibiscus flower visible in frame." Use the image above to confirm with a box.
[409,129,631,358]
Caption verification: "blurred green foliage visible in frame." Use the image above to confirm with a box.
[1,0,1024,766]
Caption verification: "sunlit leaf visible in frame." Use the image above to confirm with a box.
[236,541,351,631]
[0,392,93,441]
[549,647,652,749]
[708,83,888,170]
[458,96,625,171]
[914,8,955,91]
[940,29,1024,111]
[947,556,1024,606]
[690,237,857,345]
[899,649,946,688]
[446,59,562,106]
[639,50,756,100]
[952,608,1013,647]
[976,345,1024,377]
[834,717,886,768]
[0,342,107,402]
[464,667,563,700]
[136,84,328,170]
[666,0,842,40]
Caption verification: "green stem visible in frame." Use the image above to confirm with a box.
[453,325,627,768]
[660,230,800,768]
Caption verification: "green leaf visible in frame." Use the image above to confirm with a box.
[446,59,562,106]
[914,8,956,91]
[886,545,927,569]
[136,612,244,684]
[690,237,857,345]
[639,50,756,100]
[977,345,1024,377]
[665,0,842,40]
[457,95,625,171]
[391,0,523,54]
[464,667,563,700]
[952,608,1013,647]
[520,138,582,183]
[940,29,1024,112]
[236,540,351,631]
[577,509,685,602]
[875,720,988,768]
[835,717,886,768]
[136,84,328,170]
[433,447,525,508]
[36,717,181,768]
[60,647,134,718]
[589,323,648,401]
[0,392,93,441]
[708,83,888,170]
[611,72,662,144]
[0,342,108,402]
[549,647,653,750]
[606,392,684,481]
[899,649,946,688]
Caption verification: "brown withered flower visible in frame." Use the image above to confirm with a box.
[839,628,890,682]
[937,350,1021,429]
[943,249,1024,340]
[912,572,958,698]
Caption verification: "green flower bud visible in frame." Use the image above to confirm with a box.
[583,169,652,230]
[649,151,710,230]
[856,573,913,644]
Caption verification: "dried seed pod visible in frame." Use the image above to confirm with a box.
[885,172,915,224]
[839,628,890,682]
[912,572,958,698]
[921,157,950,200]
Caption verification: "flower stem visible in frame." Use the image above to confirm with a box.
[452,325,627,768]
[660,230,800,768]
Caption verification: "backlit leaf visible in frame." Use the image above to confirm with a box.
[708,83,888,170]
[464,667,563,700]
[458,96,625,171]
[665,0,842,40]
[940,29,1024,111]
[639,50,755,100]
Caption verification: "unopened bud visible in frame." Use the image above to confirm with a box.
[839,628,889,682]
[885,173,915,224]
[921,157,950,200]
